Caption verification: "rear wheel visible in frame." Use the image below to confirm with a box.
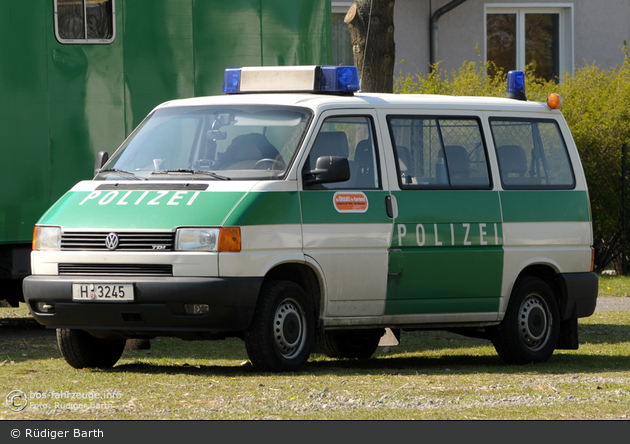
[244,280,314,372]
[324,330,383,359]
[492,277,560,364]
[56,329,126,369]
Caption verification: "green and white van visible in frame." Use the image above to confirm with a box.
[23,66,598,372]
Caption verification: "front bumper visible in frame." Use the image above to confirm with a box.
[23,275,262,337]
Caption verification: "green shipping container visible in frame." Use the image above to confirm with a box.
[0,0,332,305]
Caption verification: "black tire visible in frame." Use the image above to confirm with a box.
[492,277,560,364]
[324,330,382,359]
[244,280,314,372]
[56,329,126,369]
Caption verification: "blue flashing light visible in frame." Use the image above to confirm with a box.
[506,70,527,100]
[223,68,241,94]
[321,66,360,93]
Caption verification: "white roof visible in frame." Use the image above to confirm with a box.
[156,91,557,114]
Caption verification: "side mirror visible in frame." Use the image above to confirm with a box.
[94,151,109,177]
[303,156,350,186]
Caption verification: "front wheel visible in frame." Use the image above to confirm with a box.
[56,329,126,369]
[244,280,314,372]
[492,277,560,364]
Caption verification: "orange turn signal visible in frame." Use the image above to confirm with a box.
[32,226,38,250]
[547,93,563,109]
[218,227,241,252]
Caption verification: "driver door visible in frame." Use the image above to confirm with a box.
[299,111,394,318]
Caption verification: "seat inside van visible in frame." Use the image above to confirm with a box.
[308,131,349,170]
[497,144,529,186]
[350,139,377,188]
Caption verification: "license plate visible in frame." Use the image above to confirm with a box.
[72,283,134,302]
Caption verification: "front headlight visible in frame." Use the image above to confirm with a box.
[33,226,62,251]
[175,228,219,251]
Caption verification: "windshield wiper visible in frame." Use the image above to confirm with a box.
[151,169,231,180]
[98,169,147,180]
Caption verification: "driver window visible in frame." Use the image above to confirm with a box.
[303,116,380,190]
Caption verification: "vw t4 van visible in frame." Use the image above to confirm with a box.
[23,66,598,372]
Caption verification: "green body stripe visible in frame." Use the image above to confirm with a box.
[38,190,246,229]
[500,190,590,222]
[392,190,502,223]
[223,192,301,226]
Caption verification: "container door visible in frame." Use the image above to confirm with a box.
[299,111,394,318]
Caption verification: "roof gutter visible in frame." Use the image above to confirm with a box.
[430,0,469,71]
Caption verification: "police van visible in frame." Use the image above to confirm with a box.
[23,66,598,372]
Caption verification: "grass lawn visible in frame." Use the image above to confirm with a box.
[599,274,630,297]
[1,291,629,420]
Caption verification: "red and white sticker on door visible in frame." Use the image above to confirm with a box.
[333,192,369,213]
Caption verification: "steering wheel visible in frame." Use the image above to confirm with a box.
[254,158,285,169]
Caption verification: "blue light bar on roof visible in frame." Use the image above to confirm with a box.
[222,66,360,94]
[223,68,241,94]
[506,70,527,101]
[321,66,360,92]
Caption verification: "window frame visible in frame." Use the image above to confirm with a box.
[54,0,117,45]
[386,114,493,191]
[489,117,576,190]
[484,3,574,79]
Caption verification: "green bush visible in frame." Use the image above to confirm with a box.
[394,48,630,272]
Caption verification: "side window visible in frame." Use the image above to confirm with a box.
[54,0,116,44]
[303,116,380,190]
[490,118,575,189]
[387,116,491,189]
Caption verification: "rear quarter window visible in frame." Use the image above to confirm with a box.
[490,118,575,189]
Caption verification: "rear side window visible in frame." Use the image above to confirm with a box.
[490,118,575,189]
[387,116,491,189]
[54,0,116,44]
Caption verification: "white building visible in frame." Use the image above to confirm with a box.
[332,1,630,81]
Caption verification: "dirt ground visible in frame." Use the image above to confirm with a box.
[595,296,630,312]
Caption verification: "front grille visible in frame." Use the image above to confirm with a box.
[61,232,174,251]
[59,263,173,276]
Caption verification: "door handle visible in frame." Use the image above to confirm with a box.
[385,195,394,218]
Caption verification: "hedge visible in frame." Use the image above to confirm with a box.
[393,47,630,272]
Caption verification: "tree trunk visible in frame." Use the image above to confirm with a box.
[345,0,395,93]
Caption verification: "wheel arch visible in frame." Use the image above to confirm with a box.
[504,263,565,318]
[262,261,324,320]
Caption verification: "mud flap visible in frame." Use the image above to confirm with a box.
[556,315,579,350]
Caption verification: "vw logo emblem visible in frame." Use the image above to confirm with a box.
[105,233,119,250]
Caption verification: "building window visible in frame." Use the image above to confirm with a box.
[332,2,354,66]
[485,5,573,81]
[54,0,116,44]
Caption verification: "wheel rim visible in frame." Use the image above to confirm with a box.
[273,297,307,359]
[519,294,552,351]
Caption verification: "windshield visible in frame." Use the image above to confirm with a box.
[98,105,312,180]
